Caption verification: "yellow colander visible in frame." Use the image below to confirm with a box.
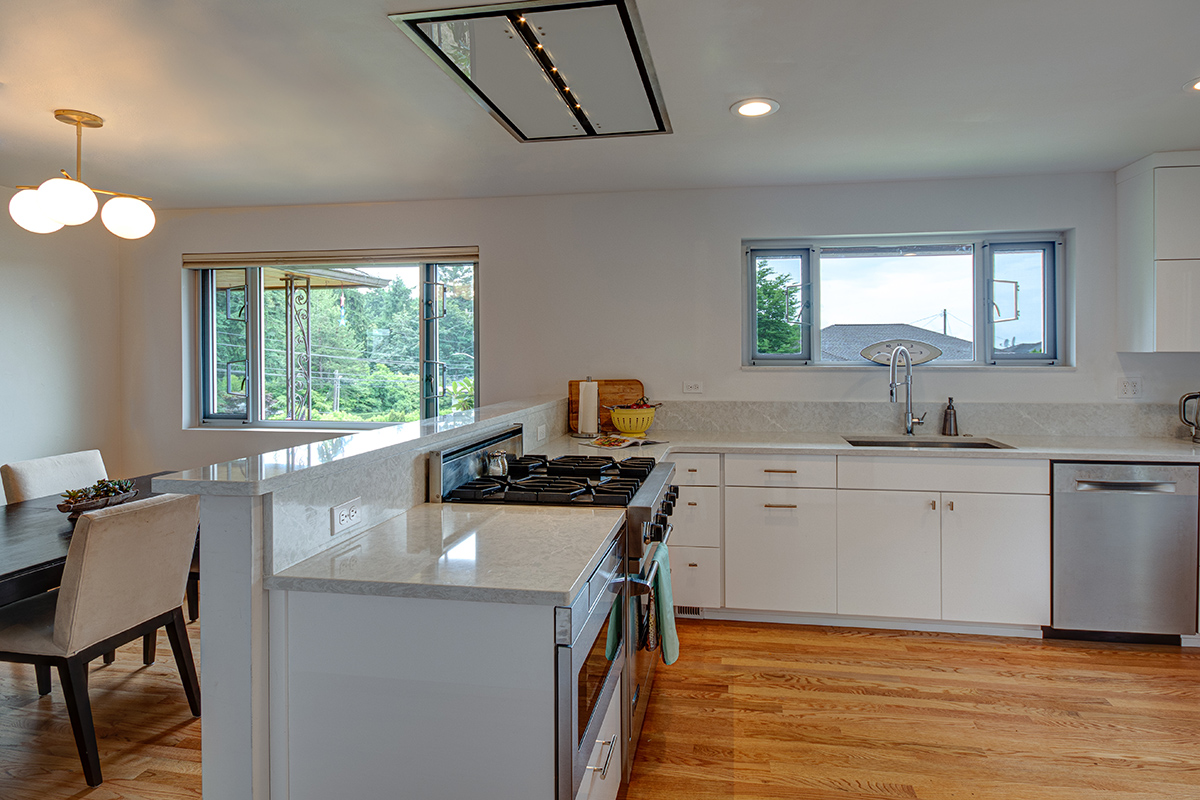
[609,407,656,437]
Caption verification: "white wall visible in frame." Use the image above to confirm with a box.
[112,172,1200,474]
[0,188,124,491]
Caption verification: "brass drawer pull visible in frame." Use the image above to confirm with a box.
[687,468,699,473]
[763,469,797,474]
[688,562,699,568]
[764,503,798,509]
[687,501,698,506]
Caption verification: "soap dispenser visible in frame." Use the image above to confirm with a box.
[941,397,959,436]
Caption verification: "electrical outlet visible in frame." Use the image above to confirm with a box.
[1118,377,1143,399]
[537,424,547,442]
[683,381,703,394]
[331,497,363,536]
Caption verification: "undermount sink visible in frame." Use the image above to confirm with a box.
[843,436,1014,450]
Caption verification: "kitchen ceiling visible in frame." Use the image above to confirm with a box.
[2,0,1199,210]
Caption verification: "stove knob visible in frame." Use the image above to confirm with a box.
[647,523,665,542]
[665,487,679,503]
[662,500,675,516]
[654,512,668,528]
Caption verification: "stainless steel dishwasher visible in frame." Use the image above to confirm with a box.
[1052,462,1199,636]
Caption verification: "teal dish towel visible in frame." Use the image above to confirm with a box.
[652,545,679,665]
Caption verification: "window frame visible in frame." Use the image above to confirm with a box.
[744,232,1065,367]
[194,253,478,429]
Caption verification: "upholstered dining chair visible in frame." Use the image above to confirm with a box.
[0,449,108,503]
[0,494,202,786]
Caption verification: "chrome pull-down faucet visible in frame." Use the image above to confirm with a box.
[888,345,925,435]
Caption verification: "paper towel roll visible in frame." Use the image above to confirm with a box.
[578,380,599,435]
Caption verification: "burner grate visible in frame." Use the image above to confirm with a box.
[448,478,508,500]
[505,476,590,504]
[546,455,618,480]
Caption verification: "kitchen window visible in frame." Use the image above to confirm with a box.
[745,234,1062,366]
[190,248,478,427]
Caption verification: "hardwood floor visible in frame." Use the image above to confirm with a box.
[0,622,201,799]
[624,620,1200,800]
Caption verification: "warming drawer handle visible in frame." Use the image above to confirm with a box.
[588,734,619,779]
[1075,480,1177,493]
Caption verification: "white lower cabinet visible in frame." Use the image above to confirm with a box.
[668,545,722,608]
[836,488,1051,625]
[725,486,837,613]
[836,490,942,619]
[941,492,1050,625]
[575,675,622,800]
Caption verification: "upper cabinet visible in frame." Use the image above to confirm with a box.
[1117,152,1200,352]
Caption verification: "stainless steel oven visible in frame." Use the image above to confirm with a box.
[556,531,625,799]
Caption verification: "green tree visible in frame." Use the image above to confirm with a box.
[756,261,803,354]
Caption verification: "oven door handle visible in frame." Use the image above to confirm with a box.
[626,560,660,597]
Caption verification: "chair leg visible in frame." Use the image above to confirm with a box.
[35,663,52,696]
[187,574,200,622]
[164,607,201,717]
[143,632,157,665]
[102,650,115,665]
[58,657,103,786]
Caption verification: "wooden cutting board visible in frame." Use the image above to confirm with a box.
[568,379,645,433]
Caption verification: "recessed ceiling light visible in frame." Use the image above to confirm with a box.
[1188,77,1200,92]
[731,98,779,118]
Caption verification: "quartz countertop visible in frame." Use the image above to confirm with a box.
[266,427,1200,607]
[267,503,624,606]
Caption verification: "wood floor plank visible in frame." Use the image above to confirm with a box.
[622,620,1200,800]
[0,624,201,799]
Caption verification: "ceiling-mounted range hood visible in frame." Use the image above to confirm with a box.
[390,0,671,142]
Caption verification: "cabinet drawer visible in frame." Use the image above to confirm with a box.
[671,453,720,486]
[575,674,622,800]
[725,453,836,488]
[671,486,720,547]
[837,456,1048,494]
[668,546,722,609]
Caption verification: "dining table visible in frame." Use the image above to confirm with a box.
[0,473,166,607]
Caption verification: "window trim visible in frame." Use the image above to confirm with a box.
[744,232,1066,367]
[193,249,479,429]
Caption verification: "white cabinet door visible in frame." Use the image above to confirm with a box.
[941,493,1050,625]
[668,545,722,608]
[837,490,941,620]
[575,675,622,800]
[672,453,720,486]
[1154,260,1200,351]
[671,486,720,547]
[1155,166,1200,260]
[724,487,837,613]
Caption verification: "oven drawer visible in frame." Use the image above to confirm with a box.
[575,674,622,800]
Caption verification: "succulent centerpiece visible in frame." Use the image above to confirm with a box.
[58,478,139,520]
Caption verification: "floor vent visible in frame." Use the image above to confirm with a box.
[675,605,704,618]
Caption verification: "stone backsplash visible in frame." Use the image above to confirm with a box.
[653,400,1188,439]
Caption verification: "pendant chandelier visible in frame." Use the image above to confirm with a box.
[8,109,155,240]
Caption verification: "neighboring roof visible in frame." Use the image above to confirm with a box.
[820,324,973,363]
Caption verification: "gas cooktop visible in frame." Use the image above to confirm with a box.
[446,454,658,507]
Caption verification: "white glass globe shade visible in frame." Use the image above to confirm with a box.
[101,196,156,239]
[9,188,65,233]
[37,177,98,225]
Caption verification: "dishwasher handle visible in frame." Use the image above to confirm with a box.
[1075,480,1176,493]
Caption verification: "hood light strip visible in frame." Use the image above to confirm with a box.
[505,12,596,135]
